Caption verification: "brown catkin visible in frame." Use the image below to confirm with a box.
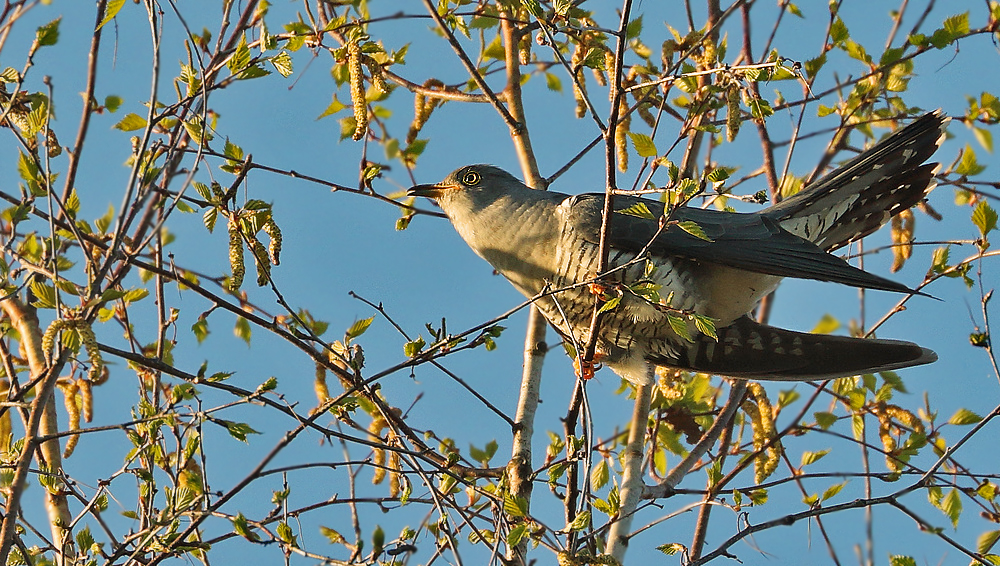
[227,217,245,292]
[890,209,915,273]
[876,410,901,472]
[347,42,367,141]
[408,92,427,145]
[78,377,93,423]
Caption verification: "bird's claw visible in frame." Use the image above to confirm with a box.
[573,353,604,380]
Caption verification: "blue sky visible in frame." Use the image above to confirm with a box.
[1,1,998,564]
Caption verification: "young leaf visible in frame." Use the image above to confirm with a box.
[677,220,713,241]
[616,202,656,220]
[628,132,658,157]
[947,408,982,425]
[114,113,148,132]
[97,0,126,31]
[972,201,998,237]
[346,316,375,339]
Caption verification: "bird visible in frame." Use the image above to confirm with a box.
[408,111,946,385]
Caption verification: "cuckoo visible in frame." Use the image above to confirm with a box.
[408,111,945,385]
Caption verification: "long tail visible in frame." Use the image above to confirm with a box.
[656,316,937,380]
[766,111,948,251]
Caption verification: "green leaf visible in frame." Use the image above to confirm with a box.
[36,18,60,47]
[30,281,56,309]
[942,12,970,38]
[947,407,983,425]
[114,113,148,131]
[814,411,837,429]
[403,336,425,357]
[520,0,544,18]
[346,316,374,339]
[811,313,840,334]
[851,414,865,441]
[269,51,293,77]
[941,487,962,528]
[692,314,717,340]
[503,493,528,518]
[889,556,916,566]
[192,318,210,344]
[974,126,994,153]
[123,288,149,304]
[822,480,848,501]
[320,525,345,544]
[628,132,658,157]
[104,94,122,113]
[97,0,126,31]
[657,543,686,556]
[590,460,609,490]
[830,18,848,44]
[544,72,562,92]
[232,512,259,541]
[667,313,692,342]
[800,449,830,467]
[978,530,1000,554]
[318,94,348,119]
[222,420,260,443]
[972,201,998,237]
[616,202,656,220]
[567,510,590,531]
[677,220,712,241]
[507,524,527,546]
[228,34,251,76]
[956,144,986,176]
[234,317,251,345]
[804,53,826,79]
[596,294,621,314]
[746,97,773,119]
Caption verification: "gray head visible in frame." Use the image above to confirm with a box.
[407,164,532,215]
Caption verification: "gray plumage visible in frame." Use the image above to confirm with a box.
[409,112,946,385]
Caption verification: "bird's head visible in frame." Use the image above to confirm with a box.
[407,165,529,214]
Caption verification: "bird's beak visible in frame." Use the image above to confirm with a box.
[407,183,458,199]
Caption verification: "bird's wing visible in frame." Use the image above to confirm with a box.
[564,193,915,293]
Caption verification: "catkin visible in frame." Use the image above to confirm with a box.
[41,319,69,364]
[78,377,93,422]
[890,209,914,273]
[615,97,630,172]
[745,383,781,484]
[250,236,270,286]
[227,218,245,292]
[347,42,367,141]
[263,218,282,265]
[726,85,742,142]
[314,361,330,405]
[362,55,389,94]
[570,43,588,118]
[74,320,104,384]
[60,381,81,458]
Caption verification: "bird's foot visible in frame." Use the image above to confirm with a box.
[573,353,604,380]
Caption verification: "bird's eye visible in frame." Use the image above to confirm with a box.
[462,170,481,186]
